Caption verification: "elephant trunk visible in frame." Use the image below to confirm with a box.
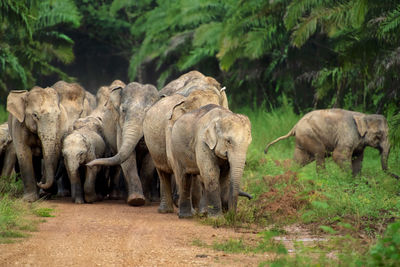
[37,139,60,190]
[228,153,246,212]
[380,140,390,172]
[87,121,142,167]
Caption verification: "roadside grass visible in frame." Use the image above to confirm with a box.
[0,173,54,243]
[197,105,400,266]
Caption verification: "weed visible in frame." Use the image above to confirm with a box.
[33,207,55,217]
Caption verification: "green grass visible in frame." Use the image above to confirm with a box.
[196,104,400,266]
[0,172,54,243]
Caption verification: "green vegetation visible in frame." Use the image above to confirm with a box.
[0,175,54,243]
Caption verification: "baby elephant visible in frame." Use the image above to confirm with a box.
[264,108,392,176]
[167,104,252,218]
[62,117,106,203]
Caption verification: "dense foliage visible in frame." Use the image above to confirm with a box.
[2,0,399,111]
[0,0,81,101]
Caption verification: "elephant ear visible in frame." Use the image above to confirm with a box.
[354,115,367,137]
[204,120,218,150]
[110,85,123,110]
[7,90,28,123]
[167,100,185,121]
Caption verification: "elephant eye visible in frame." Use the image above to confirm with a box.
[32,112,39,120]
[226,138,232,145]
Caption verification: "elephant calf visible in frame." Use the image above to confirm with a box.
[167,104,252,218]
[62,117,106,203]
[264,108,392,176]
[0,122,17,178]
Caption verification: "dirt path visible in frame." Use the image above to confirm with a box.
[0,199,272,266]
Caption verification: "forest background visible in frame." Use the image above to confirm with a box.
[2,0,400,117]
[2,1,400,264]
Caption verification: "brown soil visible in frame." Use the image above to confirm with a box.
[0,199,274,266]
[256,170,309,222]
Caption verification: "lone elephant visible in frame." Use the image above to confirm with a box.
[264,108,392,176]
[167,104,252,218]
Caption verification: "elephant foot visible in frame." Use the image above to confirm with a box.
[22,192,39,202]
[74,197,84,204]
[207,208,223,218]
[85,193,97,203]
[158,202,174,213]
[178,211,193,219]
[57,189,71,197]
[109,189,121,200]
[127,193,145,206]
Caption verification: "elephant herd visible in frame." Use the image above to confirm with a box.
[2,71,252,218]
[1,70,397,219]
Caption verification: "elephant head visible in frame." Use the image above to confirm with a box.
[354,114,390,171]
[87,82,159,166]
[7,87,66,190]
[203,110,252,212]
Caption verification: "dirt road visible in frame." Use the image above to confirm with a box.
[0,199,271,266]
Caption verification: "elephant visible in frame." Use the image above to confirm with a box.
[62,116,106,204]
[0,122,17,178]
[87,82,160,206]
[264,108,394,176]
[143,75,229,214]
[159,70,229,109]
[6,82,91,202]
[167,104,252,218]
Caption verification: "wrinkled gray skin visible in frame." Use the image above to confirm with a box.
[264,109,392,176]
[143,72,229,214]
[0,122,17,178]
[168,105,252,218]
[62,117,106,204]
[87,82,160,206]
[7,82,91,202]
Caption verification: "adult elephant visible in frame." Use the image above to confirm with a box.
[264,109,395,176]
[7,82,90,202]
[168,104,252,217]
[0,122,17,178]
[87,82,160,206]
[143,73,229,214]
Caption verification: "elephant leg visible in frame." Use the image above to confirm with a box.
[351,150,364,176]
[178,172,193,219]
[219,167,230,212]
[332,147,352,172]
[84,166,99,203]
[157,169,174,213]
[109,166,124,199]
[139,152,156,202]
[18,151,39,202]
[68,169,83,204]
[293,146,314,167]
[191,176,202,211]
[1,145,16,178]
[121,152,145,206]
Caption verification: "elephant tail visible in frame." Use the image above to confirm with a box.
[264,127,296,154]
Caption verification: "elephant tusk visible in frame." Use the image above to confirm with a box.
[220,86,226,92]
